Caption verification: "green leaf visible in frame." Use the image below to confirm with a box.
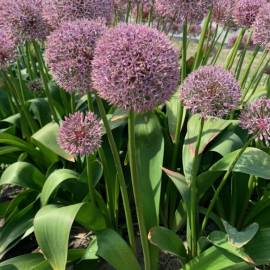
[162,168,190,210]
[0,162,45,190]
[135,112,164,229]
[96,229,141,270]
[148,226,187,260]
[166,94,186,143]
[29,98,51,126]
[245,227,270,265]
[32,122,74,162]
[0,133,44,167]
[183,115,232,180]
[210,147,270,179]
[0,254,46,270]
[79,160,103,187]
[207,231,255,264]
[83,238,99,260]
[222,220,259,248]
[34,203,84,270]
[40,169,80,206]
[210,131,243,156]
[0,203,38,258]
[75,202,107,231]
[182,245,251,270]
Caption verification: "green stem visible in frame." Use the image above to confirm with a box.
[211,27,229,65]
[96,96,136,252]
[86,155,96,206]
[225,28,245,70]
[240,50,268,104]
[25,41,34,80]
[237,175,256,228]
[193,10,212,70]
[181,20,188,82]
[32,41,58,122]
[240,45,260,88]
[202,24,219,65]
[189,118,204,257]
[128,111,151,269]
[201,136,255,233]
[235,31,253,80]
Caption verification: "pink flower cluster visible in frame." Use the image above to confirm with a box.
[92,24,179,112]
[58,111,102,156]
[180,66,241,118]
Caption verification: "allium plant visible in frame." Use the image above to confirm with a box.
[155,0,212,25]
[92,23,179,112]
[0,0,49,41]
[45,19,107,94]
[58,111,102,156]
[233,0,267,28]
[252,3,270,49]
[180,65,241,118]
[240,97,270,145]
[42,0,113,29]
[0,27,17,69]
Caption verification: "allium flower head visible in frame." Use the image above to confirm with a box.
[233,0,267,28]
[0,27,17,69]
[27,79,43,93]
[240,97,270,145]
[212,0,235,26]
[42,0,113,29]
[180,66,241,118]
[252,3,270,49]
[92,23,179,112]
[58,111,102,156]
[0,0,50,41]
[45,19,107,93]
[155,0,212,25]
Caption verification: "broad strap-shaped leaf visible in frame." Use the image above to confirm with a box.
[222,220,259,248]
[0,202,38,259]
[182,245,251,270]
[0,254,47,270]
[245,227,270,265]
[210,147,270,179]
[166,93,186,143]
[148,226,187,261]
[183,115,233,180]
[32,122,74,162]
[162,168,190,210]
[210,131,243,156]
[0,133,44,166]
[40,169,80,206]
[135,112,164,229]
[208,231,255,264]
[96,229,141,270]
[34,203,84,270]
[0,162,45,190]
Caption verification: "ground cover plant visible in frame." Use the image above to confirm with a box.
[0,0,270,269]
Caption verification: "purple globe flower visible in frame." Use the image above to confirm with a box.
[92,23,179,112]
[180,66,241,118]
[42,0,113,29]
[0,0,50,41]
[45,19,107,94]
[155,0,212,25]
[0,27,17,69]
[233,0,267,28]
[58,111,102,156]
[240,97,270,145]
[212,0,235,26]
[252,3,270,49]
